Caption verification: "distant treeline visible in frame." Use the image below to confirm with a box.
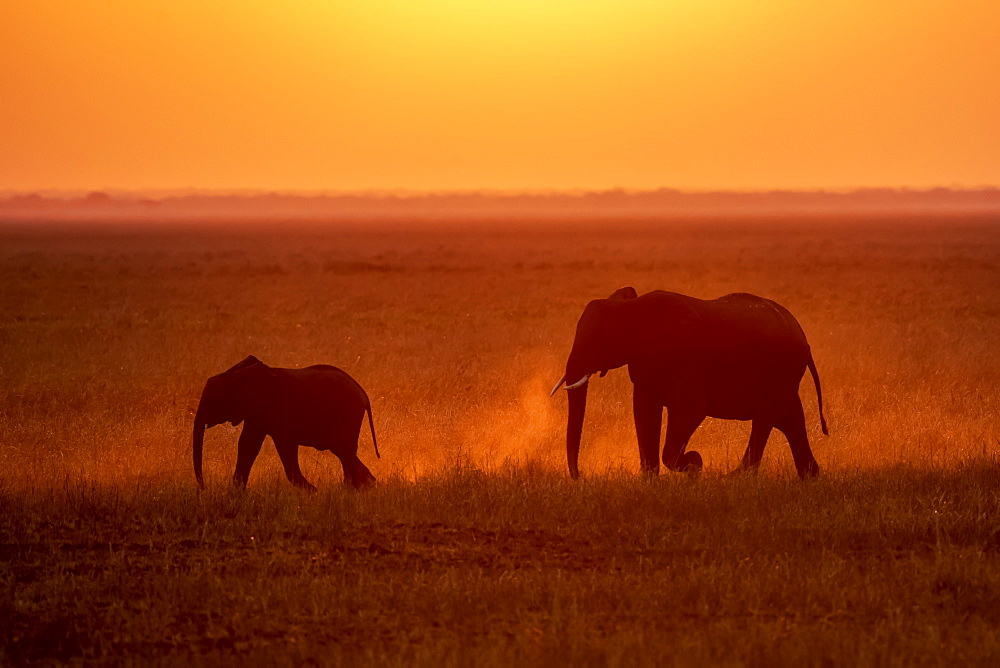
[2,187,999,220]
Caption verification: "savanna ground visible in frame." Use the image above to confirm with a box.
[1,215,1000,665]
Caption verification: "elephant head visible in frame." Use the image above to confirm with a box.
[550,287,638,478]
[193,355,271,488]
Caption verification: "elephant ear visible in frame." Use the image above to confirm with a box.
[226,355,264,373]
[607,286,638,301]
[223,361,275,426]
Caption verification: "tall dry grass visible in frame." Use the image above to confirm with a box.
[1,216,999,663]
[5,466,1000,664]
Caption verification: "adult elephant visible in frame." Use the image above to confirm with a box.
[193,356,380,490]
[550,288,828,479]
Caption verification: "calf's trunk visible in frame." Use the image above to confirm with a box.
[566,384,589,479]
[193,408,205,488]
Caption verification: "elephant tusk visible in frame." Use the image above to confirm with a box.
[564,374,592,390]
[549,375,566,397]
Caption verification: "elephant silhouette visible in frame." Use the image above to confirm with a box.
[551,288,827,479]
[193,356,379,490]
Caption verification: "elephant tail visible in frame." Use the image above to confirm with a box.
[807,353,829,436]
[366,403,380,458]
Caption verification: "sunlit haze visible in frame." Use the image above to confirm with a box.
[2,1,998,191]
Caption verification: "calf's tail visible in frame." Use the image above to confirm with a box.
[807,353,829,436]
[366,404,380,458]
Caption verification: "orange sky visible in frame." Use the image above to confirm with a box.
[1,1,998,192]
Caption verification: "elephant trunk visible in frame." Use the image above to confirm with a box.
[193,407,206,489]
[566,384,589,479]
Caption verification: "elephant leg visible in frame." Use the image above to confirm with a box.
[633,387,663,476]
[662,407,705,472]
[233,426,266,487]
[737,420,774,472]
[339,451,376,489]
[274,440,317,491]
[775,396,820,479]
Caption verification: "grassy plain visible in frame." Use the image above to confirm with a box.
[2,215,1000,664]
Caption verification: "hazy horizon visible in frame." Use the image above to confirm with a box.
[3,185,999,199]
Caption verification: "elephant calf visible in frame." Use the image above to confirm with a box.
[193,356,379,490]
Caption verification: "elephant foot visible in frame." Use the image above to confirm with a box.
[345,467,377,490]
[677,451,703,475]
[345,477,376,491]
[291,478,318,492]
[797,460,820,479]
[730,461,760,477]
